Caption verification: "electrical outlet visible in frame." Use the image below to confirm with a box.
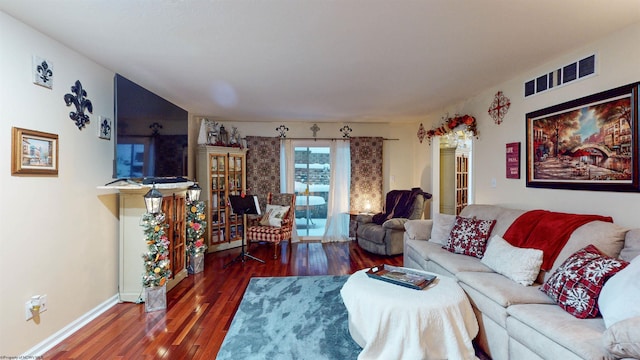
[24,295,47,321]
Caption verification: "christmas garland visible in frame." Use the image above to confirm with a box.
[141,213,172,288]
[186,201,207,256]
[427,114,478,144]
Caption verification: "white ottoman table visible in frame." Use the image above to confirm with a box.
[340,268,479,360]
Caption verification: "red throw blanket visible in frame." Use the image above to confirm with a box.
[502,210,613,271]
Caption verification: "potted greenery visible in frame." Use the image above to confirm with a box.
[186,201,207,274]
[141,212,171,312]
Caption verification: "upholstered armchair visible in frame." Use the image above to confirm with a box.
[356,188,431,255]
[246,193,296,259]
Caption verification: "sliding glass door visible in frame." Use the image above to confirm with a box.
[294,145,330,239]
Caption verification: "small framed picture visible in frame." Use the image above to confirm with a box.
[98,116,112,140]
[12,127,59,176]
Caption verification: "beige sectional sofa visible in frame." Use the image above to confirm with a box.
[403,204,640,360]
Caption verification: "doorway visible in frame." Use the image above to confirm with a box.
[294,144,330,239]
[438,131,473,215]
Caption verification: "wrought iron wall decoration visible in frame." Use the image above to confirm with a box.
[311,123,320,138]
[64,80,93,129]
[32,55,53,89]
[340,125,352,138]
[276,124,289,138]
[488,91,511,125]
[149,122,163,136]
[417,123,426,143]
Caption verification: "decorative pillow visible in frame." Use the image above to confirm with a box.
[598,255,640,328]
[259,205,290,228]
[430,213,457,245]
[481,235,543,286]
[540,244,629,319]
[443,216,496,258]
[602,317,640,359]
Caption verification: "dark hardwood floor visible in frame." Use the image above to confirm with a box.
[44,240,402,359]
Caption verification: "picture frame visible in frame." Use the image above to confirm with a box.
[526,82,639,192]
[11,127,59,176]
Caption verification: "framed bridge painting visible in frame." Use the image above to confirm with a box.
[526,82,640,192]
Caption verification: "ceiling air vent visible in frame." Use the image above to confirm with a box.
[524,54,596,98]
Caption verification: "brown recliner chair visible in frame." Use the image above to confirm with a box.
[356,188,431,255]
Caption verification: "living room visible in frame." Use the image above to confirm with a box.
[2,1,640,358]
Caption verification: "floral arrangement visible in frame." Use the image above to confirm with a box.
[186,200,207,256]
[426,114,478,144]
[141,213,172,288]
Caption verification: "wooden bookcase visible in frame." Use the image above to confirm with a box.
[196,146,247,252]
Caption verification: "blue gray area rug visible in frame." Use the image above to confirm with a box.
[216,275,361,360]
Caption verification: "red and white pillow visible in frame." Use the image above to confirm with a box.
[443,216,496,258]
[540,244,629,318]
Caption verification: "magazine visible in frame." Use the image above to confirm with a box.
[366,264,436,290]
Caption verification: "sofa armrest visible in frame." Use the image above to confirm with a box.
[356,214,373,224]
[404,219,433,240]
[382,218,408,230]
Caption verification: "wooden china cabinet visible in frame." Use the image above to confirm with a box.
[196,145,247,252]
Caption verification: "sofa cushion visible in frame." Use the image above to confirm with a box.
[443,216,496,258]
[547,221,627,279]
[603,317,640,359]
[428,248,494,275]
[403,219,432,240]
[457,272,555,308]
[540,245,629,318]
[430,213,456,245]
[507,304,609,360]
[458,272,554,328]
[599,256,640,328]
[480,235,543,286]
[621,229,640,262]
[458,204,526,238]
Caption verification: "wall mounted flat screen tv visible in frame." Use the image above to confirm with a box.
[114,74,188,179]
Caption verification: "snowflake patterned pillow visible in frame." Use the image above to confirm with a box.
[443,216,496,258]
[540,244,629,319]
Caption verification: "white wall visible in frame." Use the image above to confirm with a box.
[426,23,640,227]
[0,11,118,355]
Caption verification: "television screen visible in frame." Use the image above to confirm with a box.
[114,74,188,178]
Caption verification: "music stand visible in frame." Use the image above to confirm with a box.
[224,195,264,267]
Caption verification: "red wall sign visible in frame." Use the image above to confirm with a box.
[506,142,520,179]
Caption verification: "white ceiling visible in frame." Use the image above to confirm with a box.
[2,0,639,122]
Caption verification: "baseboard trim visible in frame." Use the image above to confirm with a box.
[22,294,119,356]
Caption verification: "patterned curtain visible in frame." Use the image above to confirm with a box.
[350,137,383,213]
[245,136,281,211]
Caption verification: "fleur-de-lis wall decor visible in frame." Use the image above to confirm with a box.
[64,80,93,130]
[37,62,52,84]
[276,124,289,138]
[339,125,352,138]
[32,56,53,89]
[149,122,163,136]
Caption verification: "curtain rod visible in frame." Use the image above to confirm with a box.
[269,137,399,141]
